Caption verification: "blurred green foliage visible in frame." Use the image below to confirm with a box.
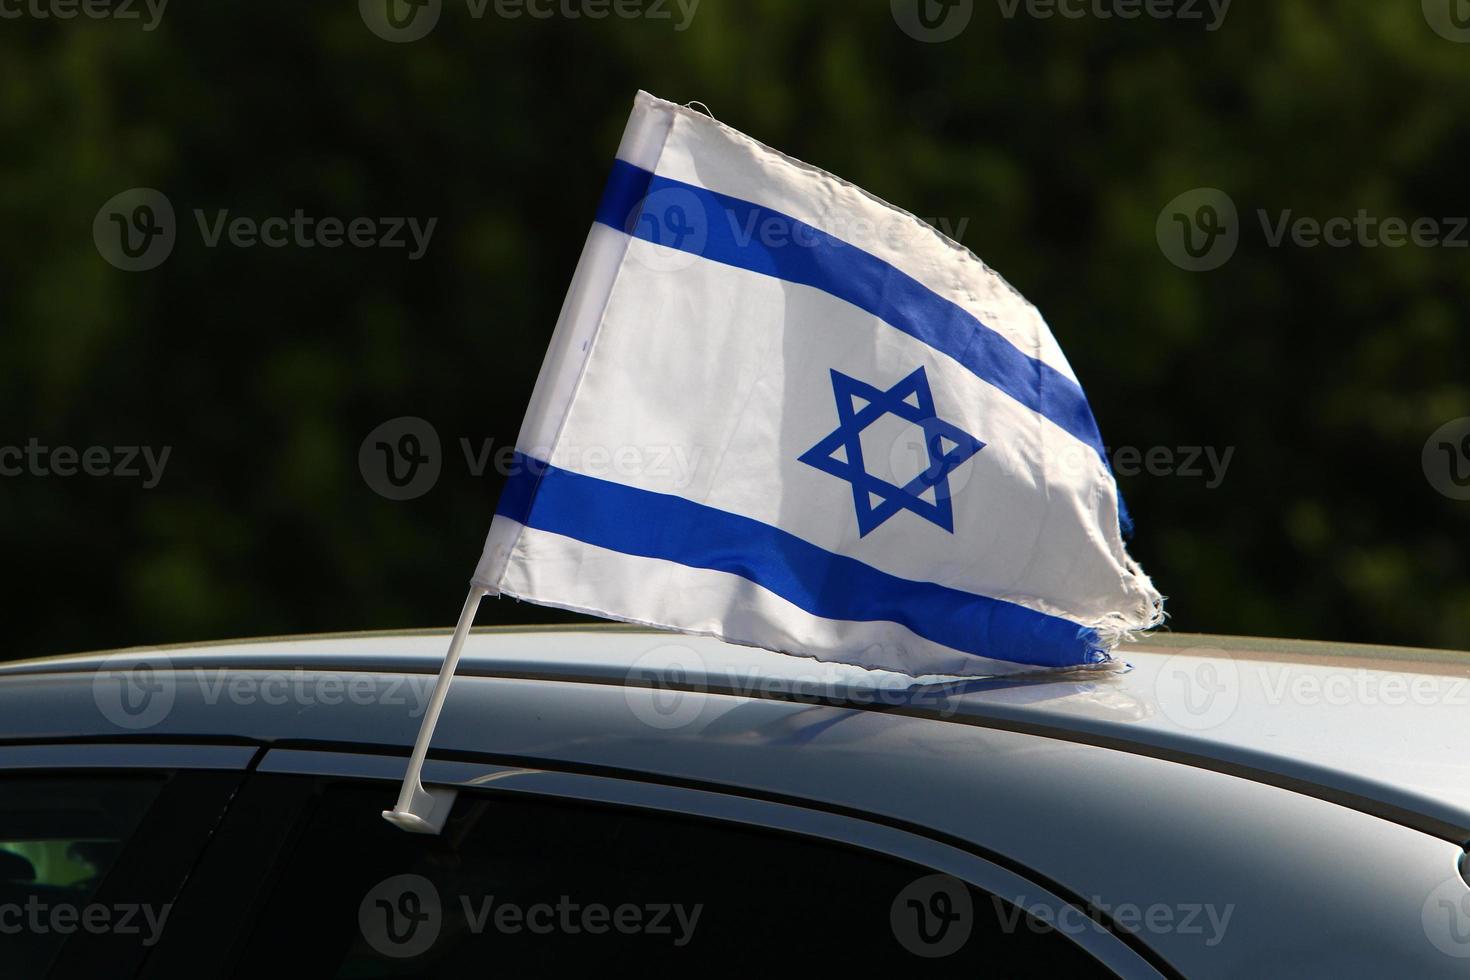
[2,0,1468,659]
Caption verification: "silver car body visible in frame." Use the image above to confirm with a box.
[1,628,1467,977]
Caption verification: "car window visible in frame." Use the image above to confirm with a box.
[0,776,160,887]
[230,780,1112,977]
[0,775,163,978]
[0,769,241,980]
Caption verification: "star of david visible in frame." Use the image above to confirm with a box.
[799,366,985,537]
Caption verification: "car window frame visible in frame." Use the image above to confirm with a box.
[225,746,1168,978]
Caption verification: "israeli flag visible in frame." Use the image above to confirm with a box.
[473,91,1163,677]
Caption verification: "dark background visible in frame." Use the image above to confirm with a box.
[3,0,1468,662]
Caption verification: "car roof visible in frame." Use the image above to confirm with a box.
[3,626,1467,845]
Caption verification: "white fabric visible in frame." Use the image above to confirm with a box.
[474,91,1161,677]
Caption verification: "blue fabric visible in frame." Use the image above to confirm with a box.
[496,453,1105,669]
[594,159,1108,461]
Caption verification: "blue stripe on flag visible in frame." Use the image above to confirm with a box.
[593,159,1107,461]
[496,452,1105,670]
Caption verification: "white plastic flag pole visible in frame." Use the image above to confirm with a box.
[382,586,487,834]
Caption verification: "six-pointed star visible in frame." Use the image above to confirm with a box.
[799,366,985,537]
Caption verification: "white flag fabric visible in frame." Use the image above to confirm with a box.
[473,91,1163,677]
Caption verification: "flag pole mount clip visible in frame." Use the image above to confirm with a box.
[382,586,487,835]
[382,784,459,835]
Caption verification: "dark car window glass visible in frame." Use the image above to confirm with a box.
[232,780,1112,977]
[0,775,164,979]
